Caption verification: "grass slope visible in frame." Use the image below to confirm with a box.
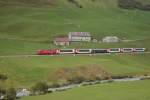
[0,0,150,89]
[0,0,150,55]
[0,0,150,40]
[22,80,150,100]
[0,53,150,86]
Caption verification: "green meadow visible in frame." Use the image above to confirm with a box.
[0,0,150,55]
[0,53,150,86]
[0,0,150,99]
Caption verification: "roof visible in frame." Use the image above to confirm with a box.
[69,32,91,37]
[54,37,69,42]
[103,36,119,39]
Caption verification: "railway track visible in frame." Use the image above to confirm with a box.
[0,52,150,58]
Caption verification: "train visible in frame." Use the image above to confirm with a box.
[37,48,146,55]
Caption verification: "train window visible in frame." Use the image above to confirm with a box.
[78,49,90,52]
[110,48,119,51]
[60,50,73,52]
[123,48,132,51]
[93,49,107,53]
[135,48,144,50]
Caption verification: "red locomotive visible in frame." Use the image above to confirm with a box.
[37,49,59,55]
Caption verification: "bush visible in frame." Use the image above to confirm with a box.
[68,0,82,8]
[0,74,8,81]
[118,0,150,11]
[31,81,48,95]
[118,0,141,9]
[5,87,16,100]
[0,88,6,99]
[140,4,150,10]
[48,66,111,85]
[68,76,86,84]
[48,83,62,88]
[111,75,131,79]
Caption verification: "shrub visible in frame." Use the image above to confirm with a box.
[68,0,82,8]
[118,0,141,9]
[0,74,8,81]
[68,76,86,84]
[49,83,61,88]
[111,75,132,79]
[48,65,111,85]
[0,88,6,99]
[140,4,150,10]
[118,0,150,11]
[31,81,48,95]
[5,87,16,100]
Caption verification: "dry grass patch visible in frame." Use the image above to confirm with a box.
[48,65,111,85]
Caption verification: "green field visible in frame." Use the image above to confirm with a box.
[0,0,150,99]
[0,53,150,87]
[22,80,150,100]
[0,0,150,55]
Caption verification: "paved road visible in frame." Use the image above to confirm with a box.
[0,52,150,58]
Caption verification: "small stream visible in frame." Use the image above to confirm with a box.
[16,76,150,98]
[47,76,150,92]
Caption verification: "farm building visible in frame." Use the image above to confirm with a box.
[102,36,120,43]
[69,32,91,42]
[54,37,70,46]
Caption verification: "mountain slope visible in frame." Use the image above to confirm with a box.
[0,0,150,90]
[0,0,150,55]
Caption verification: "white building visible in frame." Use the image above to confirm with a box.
[54,37,70,46]
[102,36,120,43]
[69,32,91,42]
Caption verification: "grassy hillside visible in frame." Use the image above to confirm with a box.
[0,0,150,56]
[22,80,150,100]
[0,0,150,89]
[0,0,150,41]
[0,53,150,86]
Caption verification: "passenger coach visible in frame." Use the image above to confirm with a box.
[75,49,92,54]
[58,49,75,54]
[92,49,108,54]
